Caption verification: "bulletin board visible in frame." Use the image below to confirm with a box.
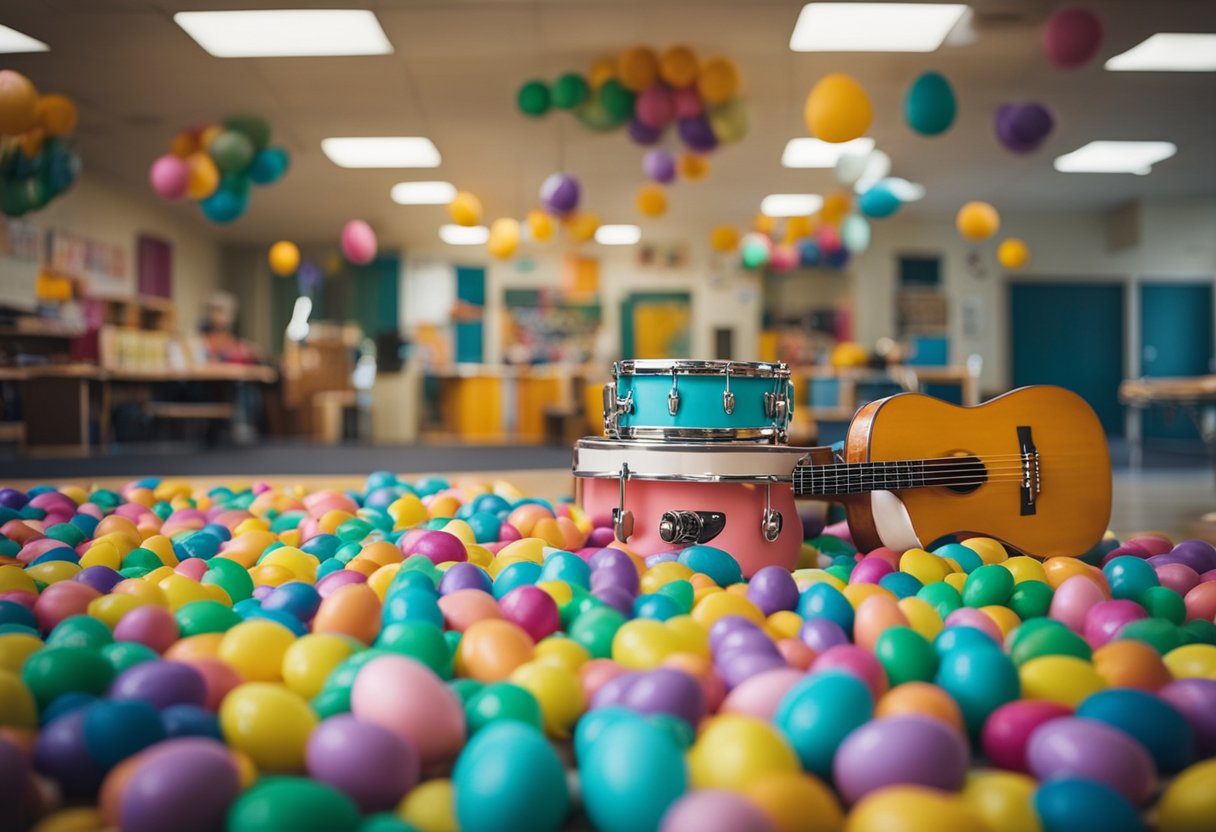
[619,292,692,360]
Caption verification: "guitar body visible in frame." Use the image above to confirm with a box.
[840,386,1111,558]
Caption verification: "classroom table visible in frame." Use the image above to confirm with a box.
[1118,375,1216,473]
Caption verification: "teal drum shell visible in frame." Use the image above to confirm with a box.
[606,360,793,441]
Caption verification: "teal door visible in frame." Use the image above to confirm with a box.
[1010,282,1125,435]
[1140,282,1214,440]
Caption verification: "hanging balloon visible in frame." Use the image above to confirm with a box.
[268,241,301,276]
[857,183,901,219]
[221,171,251,199]
[0,70,38,135]
[784,215,813,243]
[698,57,740,105]
[199,186,248,224]
[672,88,703,120]
[517,80,551,117]
[709,226,739,253]
[643,149,676,184]
[626,117,663,145]
[249,146,291,185]
[540,173,581,217]
[149,154,191,201]
[904,72,957,137]
[825,246,851,270]
[840,214,872,253]
[527,208,555,242]
[678,116,718,153]
[599,79,637,122]
[740,233,771,270]
[799,239,821,268]
[770,245,799,274]
[707,99,749,145]
[956,201,1000,241]
[1043,7,1104,69]
[854,149,891,194]
[341,220,378,264]
[224,114,272,151]
[635,86,675,129]
[552,73,590,110]
[805,73,872,143]
[448,191,484,227]
[297,260,324,296]
[635,183,668,218]
[185,153,220,200]
[576,93,626,132]
[820,192,852,226]
[35,95,79,137]
[564,212,600,243]
[995,102,1055,154]
[618,47,659,92]
[678,152,710,181]
[659,46,699,88]
[588,59,616,89]
[834,147,871,188]
[817,224,842,255]
[488,218,521,259]
[169,130,197,159]
[998,238,1030,269]
[752,213,777,237]
[208,130,255,173]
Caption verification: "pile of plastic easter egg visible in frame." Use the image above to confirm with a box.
[1,473,1215,832]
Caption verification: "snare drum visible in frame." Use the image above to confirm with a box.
[573,438,810,576]
[604,360,793,443]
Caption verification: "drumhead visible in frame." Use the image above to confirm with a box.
[572,437,809,482]
[614,359,790,379]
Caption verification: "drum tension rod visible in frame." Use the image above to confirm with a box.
[667,370,680,416]
[722,362,735,415]
[761,481,783,543]
[612,463,634,543]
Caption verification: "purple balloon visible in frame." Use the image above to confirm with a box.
[833,715,969,804]
[621,667,706,726]
[627,117,663,146]
[110,661,207,710]
[1027,717,1158,805]
[995,102,1055,154]
[798,617,850,653]
[296,260,323,295]
[678,116,718,153]
[1159,679,1216,759]
[540,173,581,216]
[643,149,677,184]
[33,708,103,798]
[746,566,799,616]
[119,738,241,832]
[306,714,420,812]
[74,565,124,594]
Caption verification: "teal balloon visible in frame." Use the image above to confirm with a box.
[200,185,248,224]
[580,716,687,832]
[552,73,590,110]
[858,183,901,219]
[839,214,871,253]
[249,147,290,185]
[224,114,273,150]
[904,71,957,136]
[741,241,770,270]
[453,722,569,832]
[208,130,256,173]
[221,172,251,198]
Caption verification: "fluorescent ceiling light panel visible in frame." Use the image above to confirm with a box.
[761,194,825,217]
[391,181,457,205]
[790,3,969,52]
[439,225,489,245]
[174,9,392,58]
[0,24,49,53]
[322,137,441,169]
[595,225,641,246]
[883,178,926,202]
[782,137,875,168]
[1105,33,1216,72]
[1053,141,1177,175]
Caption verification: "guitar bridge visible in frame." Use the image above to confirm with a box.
[1017,426,1040,516]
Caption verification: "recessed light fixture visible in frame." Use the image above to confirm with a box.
[782,137,876,168]
[439,225,489,245]
[1053,141,1177,175]
[0,24,49,54]
[322,137,441,169]
[789,3,969,52]
[883,178,926,202]
[761,194,825,217]
[391,181,457,205]
[595,225,642,246]
[174,9,392,58]
[1105,33,1216,72]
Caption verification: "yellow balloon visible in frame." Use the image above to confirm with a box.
[784,215,813,243]
[830,341,869,370]
[698,57,740,105]
[510,661,585,738]
[487,217,521,259]
[526,208,555,242]
[618,46,659,92]
[957,201,1001,241]
[847,786,988,832]
[688,715,800,791]
[753,213,777,237]
[709,225,740,253]
[588,58,616,90]
[219,619,297,683]
[708,99,749,145]
[564,212,599,243]
[636,183,668,218]
[1156,758,1216,832]
[281,633,356,699]
[268,241,300,276]
[1019,655,1106,707]
[962,770,1041,832]
[821,192,851,226]
[659,45,699,88]
[219,682,317,772]
[998,238,1030,269]
[448,191,483,227]
[678,152,710,181]
[805,73,873,144]
[397,778,457,832]
[185,152,219,200]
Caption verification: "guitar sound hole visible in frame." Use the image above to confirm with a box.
[926,455,987,494]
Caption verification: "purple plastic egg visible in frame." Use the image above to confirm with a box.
[438,562,491,595]
[110,660,207,710]
[593,585,636,616]
[592,672,640,710]
[708,616,763,651]
[833,715,969,804]
[798,617,849,654]
[747,566,799,616]
[1172,539,1216,573]
[718,651,787,690]
[74,565,124,595]
[316,569,368,598]
[660,789,775,832]
[33,708,102,798]
[1159,678,1216,758]
[713,627,779,660]
[119,738,241,832]
[0,487,28,509]
[621,667,706,726]
[306,714,420,812]
[1027,716,1157,804]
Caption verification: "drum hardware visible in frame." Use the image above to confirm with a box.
[612,462,634,543]
[761,483,783,542]
[667,369,681,416]
[722,362,735,415]
[602,384,634,435]
[659,509,727,545]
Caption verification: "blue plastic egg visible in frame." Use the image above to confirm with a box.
[1033,777,1145,832]
[1076,688,1194,773]
[82,699,166,768]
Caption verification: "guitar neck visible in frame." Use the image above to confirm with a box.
[792,457,987,497]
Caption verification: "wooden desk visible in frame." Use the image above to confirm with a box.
[1119,375,1216,472]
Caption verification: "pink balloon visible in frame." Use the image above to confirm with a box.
[149,155,190,201]
[769,245,799,274]
[341,220,378,265]
[635,86,675,130]
[1043,7,1104,70]
[672,87,703,120]
[817,225,842,254]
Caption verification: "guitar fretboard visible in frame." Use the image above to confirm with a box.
[793,457,986,497]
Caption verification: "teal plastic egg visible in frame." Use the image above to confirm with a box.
[677,546,743,587]
[773,670,873,778]
[935,645,1020,736]
[1076,688,1194,773]
[453,722,569,832]
[579,715,687,832]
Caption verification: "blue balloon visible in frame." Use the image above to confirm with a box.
[825,246,851,269]
[858,184,901,219]
[904,71,957,136]
[799,239,821,267]
[249,146,290,185]
[199,186,248,224]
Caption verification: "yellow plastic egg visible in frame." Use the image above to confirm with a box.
[396,778,457,832]
[843,583,894,611]
[0,668,37,729]
[640,561,695,594]
[280,633,356,699]
[900,549,954,585]
[441,519,477,545]
[426,495,461,519]
[495,538,547,565]
[260,546,319,581]
[509,660,585,738]
[112,579,168,607]
[1018,655,1105,707]
[219,619,296,682]
[766,610,804,641]
[234,518,270,536]
[0,565,37,595]
[79,540,122,570]
[665,616,711,657]
[979,605,1022,640]
[87,593,144,629]
[0,633,43,675]
[845,786,988,832]
[219,682,317,772]
[961,537,1008,564]
[743,770,844,832]
[366,563,402,600]
[612,619,682,669]
[141,535,178,566]
[691,590,765,629]
[897,597,944,642]
[1002,556,1048,584]
[535,580,574,607]
[961,769,1042,832]
[318,509,354,535]
[534,636,590,672]
[25,561,81,584]
[688,715,800,791]
[944,572,968,593]
[1156,758,1216,832]
[389,495,428,529]
[1163,644,1216,680]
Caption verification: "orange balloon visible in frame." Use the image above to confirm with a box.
[698,57,741,104]
[804,73,872,144]
[710,225,740,253]
[169,130,198,158]
[636,183,668,218]
[186,152,220,200]
[679,152,710,181]
[19,128,43,158]
[456,619,535,681]
[0,70,39,135]
[875,681,966,733]
[821,192,851,226]
[312,583,382,645]
[618,46,659,92]
[35,94,78,137]
[753,213,777,237]
[563,212,600,244]
[659,45,699,88]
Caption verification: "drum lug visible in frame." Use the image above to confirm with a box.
[659,510,727,545]
[602,384,633,436]
[722,362,735,415]
[764,391,789,423]
[761,483,783,542]
[667,370,680,416]
[612,463,634,543]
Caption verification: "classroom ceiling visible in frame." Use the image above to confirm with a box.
[2,0,1215,248]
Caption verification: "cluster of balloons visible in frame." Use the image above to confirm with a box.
[266,221,377,296]
[0,70,81,218]
[955,201,1031,270]
[148,115,290,225]
[712,212,861,275]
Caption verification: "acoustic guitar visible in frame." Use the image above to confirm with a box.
[792,386,1112,559]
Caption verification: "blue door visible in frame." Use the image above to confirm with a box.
[1010,282,1125,435]
[1140,282,1214,440]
